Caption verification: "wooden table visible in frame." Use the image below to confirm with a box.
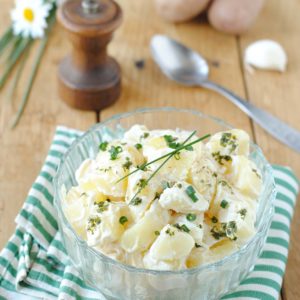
[0,0,299,299]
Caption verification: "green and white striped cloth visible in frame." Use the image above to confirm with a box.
[0,126,299,300]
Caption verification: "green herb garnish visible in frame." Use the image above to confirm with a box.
[185,185,199,203]
[195,243,202,248]
[220,132,237,153]
[174,152,181,160]
[154,230,160,236]
[109,145,123,160]
[141,132,149,139]
[135,143,143,150]
[220,199,229,209]
[185,145,194,151]
[186,213,197,222]
[211,221,237,241]
[116,132,210,184]
[117,132,211,203]
[137,178,147,188]
[119,216,128,225]
[166,228,175,236]
[174,223,190,233]
[162,181,172,189]
[238,208,247,219]
[226,221,238,240]
[212,151,232,165]
[129,197,142,206]
[94,200,110,213]
[99,141,108,151]
[252,168,261,179]
[122,157,133,170]
[164,135,181,149]
[87,216,101,234]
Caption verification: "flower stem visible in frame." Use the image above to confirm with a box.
[0,27,13,55]
[7,44,31,103]
[11,14,56,128]
[0,38,31,90]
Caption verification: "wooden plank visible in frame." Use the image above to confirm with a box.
[0,0,96,249]
[103,0,252,134]
[239,0,300,299]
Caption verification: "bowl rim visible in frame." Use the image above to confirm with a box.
[54,107,276,275]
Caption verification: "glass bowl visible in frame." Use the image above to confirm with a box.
[54,107,276,300]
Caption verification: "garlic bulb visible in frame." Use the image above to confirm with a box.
[244,40,287,72]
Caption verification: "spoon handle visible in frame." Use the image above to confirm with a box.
[201,80,300,153]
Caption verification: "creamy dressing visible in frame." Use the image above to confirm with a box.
[63,126,262,270]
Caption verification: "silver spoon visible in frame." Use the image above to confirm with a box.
[150,34,300,153]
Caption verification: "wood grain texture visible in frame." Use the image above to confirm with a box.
[0,0,96,248]
[0,0,299,299]
[239,1,300,299]
[102,0,252,132]
[57,0,122,111]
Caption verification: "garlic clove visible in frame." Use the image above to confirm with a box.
[244,40,287,72]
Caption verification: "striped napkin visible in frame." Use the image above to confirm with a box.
[0,126,299,300]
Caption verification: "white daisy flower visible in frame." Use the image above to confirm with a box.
[11,0,53,39]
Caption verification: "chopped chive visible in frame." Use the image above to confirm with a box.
[165,228,175,236]
[174,152,181,160]
[137,178,147,188]
[87,216,101,234]
[185,185,199,203]
[238,208,247,219]
[154,230,160,236]
[174,223,190,233]
[119,216,128,225]
[186,213,197,222]
[99,141,108,151]
[220,199,229,209]
[109,145,123,160]
[122,158,132,170]
[135,143,142,150]
[164,135,181,149]
[185,145,194,151]
[180,224,190,233]
[129,197,142,206]
[115,132,210,184]
[141,132,149,139]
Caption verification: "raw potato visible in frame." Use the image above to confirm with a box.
[154,0,210,23]
[208,0,265,34]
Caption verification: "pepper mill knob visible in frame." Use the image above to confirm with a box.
[57,0,122,111]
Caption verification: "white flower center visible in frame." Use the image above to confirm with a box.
[23,8,34,23]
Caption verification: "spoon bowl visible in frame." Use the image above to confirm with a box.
[151,35,209,86]
[150,34,300,153]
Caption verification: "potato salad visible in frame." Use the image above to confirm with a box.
[63,125,262,270]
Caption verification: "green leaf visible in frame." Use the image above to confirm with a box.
[0,27,14,55]
[11,14,56,128]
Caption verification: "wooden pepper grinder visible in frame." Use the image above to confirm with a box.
[57,0,122,111]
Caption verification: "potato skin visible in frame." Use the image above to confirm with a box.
[155,0,210,23]
[208,0,265,34]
